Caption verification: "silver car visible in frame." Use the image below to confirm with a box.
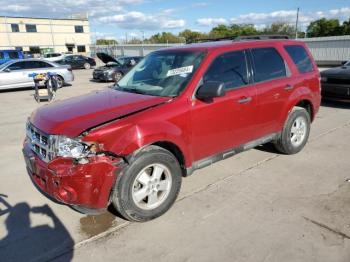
[0,59,74,90]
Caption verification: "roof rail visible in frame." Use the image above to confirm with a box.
[187,35,290,44]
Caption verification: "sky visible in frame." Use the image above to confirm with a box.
[0,0,350,42]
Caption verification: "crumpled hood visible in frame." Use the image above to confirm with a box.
[30,89,169,137]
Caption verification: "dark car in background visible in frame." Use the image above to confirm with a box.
[55,54,96,70]
[93,53,142,82]
[0,50,24,65]
[321,60,350,100]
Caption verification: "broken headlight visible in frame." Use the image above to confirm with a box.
[51,135,96,159]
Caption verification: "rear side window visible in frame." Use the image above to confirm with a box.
[25,61,53,69]
[0,52,4,59]
[8,52,19,59]
[204,50,248,90]
[8,62,26,71]
[251,47,286,83]
[284,45,314,74]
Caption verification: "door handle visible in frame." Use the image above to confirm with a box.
[238,96,252,104]
[285,84,294,91]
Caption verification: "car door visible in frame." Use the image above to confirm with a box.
[191,50,258,161]
[73,55,85,68]
[0,61,28,89]
[249,47,290,137]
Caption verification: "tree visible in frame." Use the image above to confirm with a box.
[209,24,258,38]
[263,22,296,38]
[96,39,118,45]
[306,18,344,37]
[179,29,208,43]
[147,32,183,44]
[342,19,350,35]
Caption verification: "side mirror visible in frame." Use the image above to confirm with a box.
[4,68,10,73]
[196,81,225,100]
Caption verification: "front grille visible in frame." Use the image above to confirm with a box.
[326,78,350,85]
[26,122,55,162]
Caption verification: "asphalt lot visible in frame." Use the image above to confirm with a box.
[0,69,350,262]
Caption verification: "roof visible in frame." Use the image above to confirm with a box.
[161,39,304,52]
[0,15,88,21]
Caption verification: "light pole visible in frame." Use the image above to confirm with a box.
[295,7,300,39]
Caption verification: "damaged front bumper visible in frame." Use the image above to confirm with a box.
[23,139,124,210]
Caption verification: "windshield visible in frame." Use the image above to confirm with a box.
[345,61,350,66]
[114,50,205,97]
[0,61,12,70]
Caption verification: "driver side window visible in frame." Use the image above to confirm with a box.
[204,50,249,90]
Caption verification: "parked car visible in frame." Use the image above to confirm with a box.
[23,37,321,222]
[55,55,96,69]
[43,53,65,62]
[93,53,142,82]
[0,59,74,90]
[321,60,350,100]
[0,50,24,65]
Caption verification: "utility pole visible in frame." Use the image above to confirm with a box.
[295,7,300,39]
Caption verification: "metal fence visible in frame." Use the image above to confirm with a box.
[90,35,350,66]
[301,35,350,65]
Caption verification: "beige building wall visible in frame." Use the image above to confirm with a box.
[0,16,91,54]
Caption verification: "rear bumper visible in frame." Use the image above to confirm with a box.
[23,140,123,210]
[64,71,74,83]
[321,83,350,99]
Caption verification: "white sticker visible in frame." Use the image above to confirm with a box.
[167,65,193,77]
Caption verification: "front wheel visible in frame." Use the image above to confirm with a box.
[112,146,182,222]
[274,107,311,155]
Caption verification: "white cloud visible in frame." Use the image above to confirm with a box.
[98,11,186,30]
[229,7,350,27]
[0,4,30,12]
[0,0,143,18]
[197,18,228,27]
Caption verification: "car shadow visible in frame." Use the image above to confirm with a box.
[0,194,74,262]
[321,99,350,109]
[254,143,279,154]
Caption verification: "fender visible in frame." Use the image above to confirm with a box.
[83,119,192,167]
[279,86,315,129]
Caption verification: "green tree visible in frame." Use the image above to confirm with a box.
[179,29,208,43]
[209,24,258,38]
[96,39,118,45]
[307,18,344,37]
[341,19,350,35]
[263,22,296,38]
[147,32,183,44]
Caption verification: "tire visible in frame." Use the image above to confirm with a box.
[113,71,123,82]
[112,145,182,222]
[274,107,311,155]
[84,63,91,70]
[55,75,64,89]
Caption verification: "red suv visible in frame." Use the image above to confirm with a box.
[23,37,321,221]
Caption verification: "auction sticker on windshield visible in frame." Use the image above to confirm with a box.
[167,65,193,77]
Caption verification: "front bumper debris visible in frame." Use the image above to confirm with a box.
[23,139,123,210]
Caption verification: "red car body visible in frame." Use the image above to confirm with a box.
[23,39,321,211]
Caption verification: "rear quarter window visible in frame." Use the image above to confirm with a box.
[0,52,4,59]
[251,47,287,83]
[284,45,314,74]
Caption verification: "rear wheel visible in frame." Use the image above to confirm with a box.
[274,107,311,154]
[83,63,91,69]
[55,75,64,89]
[112,146,182,222]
